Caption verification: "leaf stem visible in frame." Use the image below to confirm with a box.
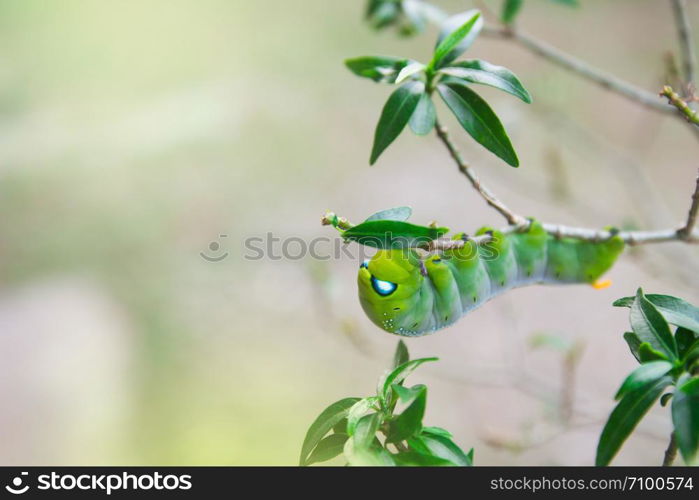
[679,168,699,240]
[661,85,699,125]
[434,119,527,227]
[663,432,678,466]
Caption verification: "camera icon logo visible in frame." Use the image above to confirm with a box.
[5,472,29,495]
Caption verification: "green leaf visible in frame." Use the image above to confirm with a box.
[433,10,483,69]
[347,397,379,436]
[387,384,427,442]
[421,426,453,439]
[595,376,673,466]
[395,61,426,84]
[638,342,670,363]
[438,60,532,103]
[400,0,428,35]
[614,361,673,400]
[370,80,425,165]
[614,294,699,333]
[437,81,519,167]
[332,418,348,434]
[408,433,473,465]
[366,0,400,29]
[341,220,448,249]
[344,438,395,466]
[305,433,349,465]
[551,0,579,6]
[623,331,642,363]
[365,206,413,223]
[672,374,699,465]
[466,448,475,464]
[677,328,699,359]
[345,56,412,84]
[299,397,360,465]
[409,93,436,135]
[379,357,439,402]
[684,343,699,369]
[354,413,382,449]
[629,289,678,360]
[392,339,410,369]
[393,451,455,466]
[502,0,524,24]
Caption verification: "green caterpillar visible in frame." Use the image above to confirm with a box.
[357,221,625,336]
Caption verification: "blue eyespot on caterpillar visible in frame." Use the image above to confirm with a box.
[370,275,398,296]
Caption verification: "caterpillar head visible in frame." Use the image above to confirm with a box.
[357,249,426,335]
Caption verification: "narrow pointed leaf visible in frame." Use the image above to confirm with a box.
[344,438,395,466]
[596,376,672,466]
[341,220,448,249]
[430,11,481,70]
[392,339,410,368]
[438,60,531,103]
[305,433,349,465]
[408,433,472,466]
[380,357,438,401]
[502,0,524,24]
[387,385,427,442]
[409,93,436,135]
[629,289,678,360]
[614,294,699,333]
[672,375,699,465]
[421,426,453,439]
[677,328,699,359]
[353,413,382,449]
[395,61,426,84]
[614,361,673,400]
[347,397,379,436]
[370,80,425,165]
[433,10,483,68]
[623,331,642,363]
[438,81,519,166]
[345,56,412,84]
[299,397,360,465]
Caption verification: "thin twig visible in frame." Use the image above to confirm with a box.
[679,168,699,240]
[482,26,676,114]
[671,0,697,96]
[321,211,699,251]
[434,119,527,227]
[661,85,699,124]
[663,432,678,466]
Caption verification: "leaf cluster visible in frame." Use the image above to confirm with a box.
[300,341,474,466]
[596,290,699,465]
[347,9,531,167]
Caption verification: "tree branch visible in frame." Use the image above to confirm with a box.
[661,85,699,124]
[663,432,678,466]
[679,168,699,240]
[321,211,698,251]
[671,0,697,96]
[434,119,527,227]
[481,26,676,114]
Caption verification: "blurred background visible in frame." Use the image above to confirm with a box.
[0,0,697,465]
